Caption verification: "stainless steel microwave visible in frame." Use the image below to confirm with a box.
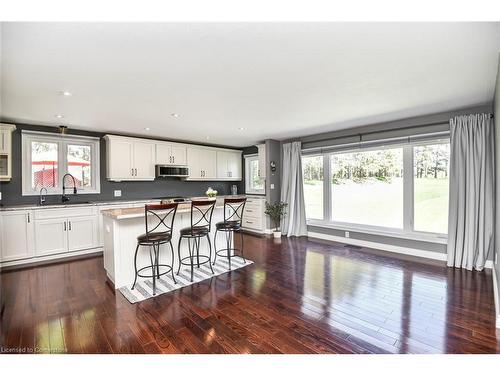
[155,165,189,178]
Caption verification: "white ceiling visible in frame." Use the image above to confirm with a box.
[1,22,499,147]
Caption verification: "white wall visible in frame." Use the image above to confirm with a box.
[494,55,500,287]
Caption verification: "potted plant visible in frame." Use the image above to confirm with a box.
[265,201,288,238]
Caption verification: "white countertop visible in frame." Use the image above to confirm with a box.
[101,201,226,220]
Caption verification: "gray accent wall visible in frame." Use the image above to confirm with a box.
[308,225,447,253]
[0,123,244,206]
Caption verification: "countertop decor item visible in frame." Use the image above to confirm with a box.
[206,187,218,198]
[265,201,288,238]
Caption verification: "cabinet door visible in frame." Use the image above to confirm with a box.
[133,141,155,179]
[216,151,229,178]
[170,144,187,165]
[199,149,217,179]
[0,211,35,262]
[108,138,134,180]
[0,130,8,153]
[227,152,242,179]
[155,143,172,164]
[187,147,202,178]
[67,216,98,252]
[35,218,68,257]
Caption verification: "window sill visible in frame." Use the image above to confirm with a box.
[307,220,448,245]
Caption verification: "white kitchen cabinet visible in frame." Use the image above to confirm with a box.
[68,216,98,252]
[104,135,155,181]
[34,208,99,257]
[0,124,16,181]
[216,150,242,180]
[35,218,68,256]
[0,210,35,262]
[155,142,187,165]
[187,147,217,180]
[242,196,267,234]
[257,144,267,179]
[133,141,155,179]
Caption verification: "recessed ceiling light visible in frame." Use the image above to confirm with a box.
[238,127,245,131]
[55,114,64,119]
[59,91,72,97]
[171,113,180,118]
[206,136,211,140]
[144,127,150,131]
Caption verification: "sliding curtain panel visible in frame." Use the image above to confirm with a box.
[281,142,308,237]
[447,113,495,271]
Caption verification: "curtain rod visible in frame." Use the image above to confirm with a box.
[302,120,449,147]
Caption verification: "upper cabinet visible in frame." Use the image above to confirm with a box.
[216,150,242,180]
[187,147,217,180]
[257,143,267,179]
[0,124,16,181]
[104,134,242,182]
[155,142,187,166]
[104,135,155,181]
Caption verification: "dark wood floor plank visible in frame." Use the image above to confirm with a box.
[1,234,499,353]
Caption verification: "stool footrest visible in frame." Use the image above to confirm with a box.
[136,264,173,279]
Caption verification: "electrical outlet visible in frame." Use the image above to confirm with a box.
[345,231,350,238]
[0,192,2,200]
[270,183,275,189]
[114,190,122,197]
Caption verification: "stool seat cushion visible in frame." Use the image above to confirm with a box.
[216,220,241,230]
[137,231,172,244]
[180,226,209,236]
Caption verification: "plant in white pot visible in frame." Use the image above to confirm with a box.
[264,201,288,238]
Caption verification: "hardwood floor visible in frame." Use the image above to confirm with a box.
[1,234,499,354]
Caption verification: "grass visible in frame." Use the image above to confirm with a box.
[303,177,448,233]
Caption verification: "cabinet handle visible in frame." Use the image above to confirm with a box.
[246,220,254,224]
[27,213,30,223]
[134,168,137,176]
[131,168,134,176]
[64,221,67,231]
[69,221,72,231]
[172,156,175,163]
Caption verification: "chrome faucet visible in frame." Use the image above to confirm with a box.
[39,187,47,205]
[62,173,77,202]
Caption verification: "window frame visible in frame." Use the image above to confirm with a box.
[22,131,101,196]
[244,154,265,195]
[303,138,450,244]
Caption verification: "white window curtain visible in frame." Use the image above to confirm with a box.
[447,113,495,271]
[281,141,308,237]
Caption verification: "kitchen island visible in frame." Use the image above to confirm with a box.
[101,199,233,289]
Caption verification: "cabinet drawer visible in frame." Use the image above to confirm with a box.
[245,200,263,210]
[242,217,262,230]
[35,207,96,220]
[243,208,261,220]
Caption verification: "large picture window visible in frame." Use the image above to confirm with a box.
[22,131,101,195]
[244,154,265,195]
[302,139,450,239]
[331,148,403,228]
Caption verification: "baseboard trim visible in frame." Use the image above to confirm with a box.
[1,247,103,271]
[307,231,494,269]
[492,265,500,328]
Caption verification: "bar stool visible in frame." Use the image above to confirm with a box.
[177,199,216,282]
[213,197,247,270]
[131,202,178,296]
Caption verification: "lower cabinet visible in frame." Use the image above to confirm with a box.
[34,216,98,256]
[1,208,100,264]
[67,216,98,252]
[0,210,35,262]
[34,218,68,256]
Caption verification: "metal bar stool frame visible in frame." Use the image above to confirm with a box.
[177,199,216,282]
[132,202,178,295]
[213,197,247,270]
